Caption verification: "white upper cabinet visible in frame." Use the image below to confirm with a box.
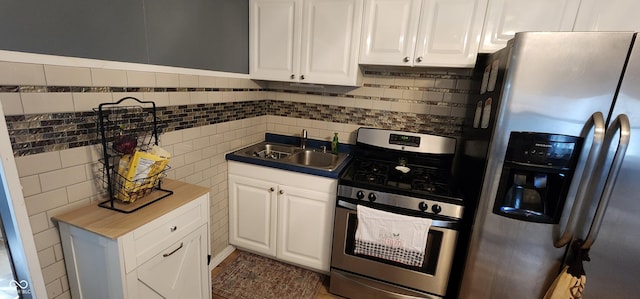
[250,0,363,86]
[359,0,488,68]
[250,0,299,83]
[574,0,640,31]
[479,0,581,53]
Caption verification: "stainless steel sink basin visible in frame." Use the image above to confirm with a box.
[289,150,338,168]
[232,141,349,171]
[244,143,299,160]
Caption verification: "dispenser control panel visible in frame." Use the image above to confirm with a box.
[505,132,583,168]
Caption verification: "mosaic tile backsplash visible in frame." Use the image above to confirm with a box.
[2,68,475,156]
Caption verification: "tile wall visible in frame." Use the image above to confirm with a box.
[0,57,475,298]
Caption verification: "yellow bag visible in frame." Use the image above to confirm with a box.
[543,266,585,299]
[544,239,590,299]
[116,146,171,202]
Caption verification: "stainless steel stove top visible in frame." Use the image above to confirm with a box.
[338,128,464,219]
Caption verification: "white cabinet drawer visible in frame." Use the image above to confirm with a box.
[123,194,208,272]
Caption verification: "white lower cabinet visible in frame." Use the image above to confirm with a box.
[131,225,209,299]
[57,190,210,299]
[228,161,336,272]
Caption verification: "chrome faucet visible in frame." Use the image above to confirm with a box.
[301,129,308,149]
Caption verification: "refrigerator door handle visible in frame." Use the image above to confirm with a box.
[582,114,631,250]
[554,112,606,248]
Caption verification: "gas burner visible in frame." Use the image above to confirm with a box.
[356,161,389,175]
[354,173,387,185]
[413,180,440,193]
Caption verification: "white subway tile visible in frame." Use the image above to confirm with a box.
[40,165,87,192]
[0,61,46,85]
[168,92,190,105]
[21,92,74,114]
[20,175,41,197]
[179,74,199,87]
[0,92,24,115]
[72,92,112,112]
[127,70,156,87]
[15,152,62,177]
[60,146,101,168]
[40,260,67,284]
[29,212,50,234]
[25,188,68,216]
[66,180,100,203]
[160,130,184,146]
[198,75,217,87]
[44,65,91,86]
[145,92,170,107]
[91,68,127,87]
[434,78,456,88]
[181,127,202,140]
[190,91,208,104]
[430,104,452,116]
[155,72,179,87]
[37,247,56,268]
[372,100,392,111]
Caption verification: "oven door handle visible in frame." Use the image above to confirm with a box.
[337,200,460,229]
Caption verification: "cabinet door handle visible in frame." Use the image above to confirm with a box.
[416,57,423,63]
[170,225,177,232]
[163,242,184,257]
[269,187,275,192]
[279,190,284,195]
[403,56,410,63]
[290,74,295,79]
[300,75,305,80]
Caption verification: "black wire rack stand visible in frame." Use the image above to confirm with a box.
[95,97,173,213]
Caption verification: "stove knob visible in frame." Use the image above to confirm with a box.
[418,202,428,212]
[431,204,442,214]
[368,193,377,202]
[356,191,365,200]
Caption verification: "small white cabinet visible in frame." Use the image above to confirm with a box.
[573,0,640,31]
[479,0,581,53]
[359,0,488,68]
[228,161,336,272]
[249,0,363,86]
[55,180,211,299]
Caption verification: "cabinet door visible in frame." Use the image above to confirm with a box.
[415,0,488,67]
[299,0,363,85]
[359,0,421,66]
[479,0,581,53]
[228,174,277,256]
[249,0,302,81]
[276,184,335,271]
[574,0,640,31]
[134,225,209,299]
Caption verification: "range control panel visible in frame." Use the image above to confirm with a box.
[389,133,421,147]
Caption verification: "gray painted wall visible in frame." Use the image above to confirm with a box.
[0,0,248,74]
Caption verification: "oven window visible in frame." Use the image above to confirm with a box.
[345,212,443,275]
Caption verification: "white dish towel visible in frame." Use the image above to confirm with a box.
[354,205,432,267]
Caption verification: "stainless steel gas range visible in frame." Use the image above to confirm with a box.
[329,128,464,299]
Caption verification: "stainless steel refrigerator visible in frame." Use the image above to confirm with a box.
[456,32,640,298]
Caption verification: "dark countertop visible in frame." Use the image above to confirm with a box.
[225,133,353,179]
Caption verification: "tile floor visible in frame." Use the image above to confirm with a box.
[211,250,343,299]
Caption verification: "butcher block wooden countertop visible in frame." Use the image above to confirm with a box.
[52,179,209,240]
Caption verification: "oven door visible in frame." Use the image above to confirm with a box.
[330,200,459,297]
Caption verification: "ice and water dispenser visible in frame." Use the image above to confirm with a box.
[494,132,583,224]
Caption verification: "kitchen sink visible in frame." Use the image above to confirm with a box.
[232,141,349,171]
